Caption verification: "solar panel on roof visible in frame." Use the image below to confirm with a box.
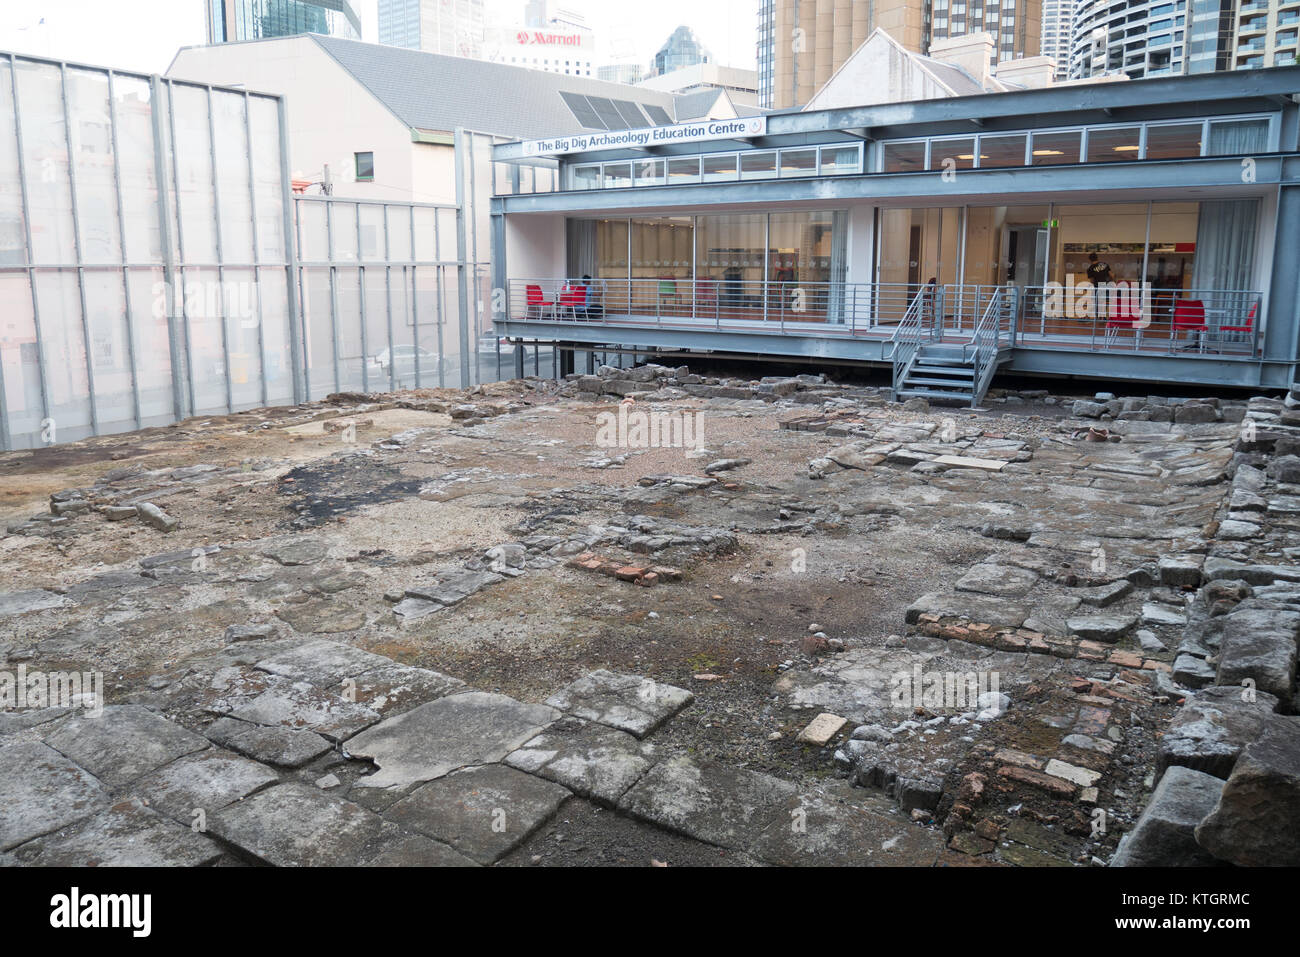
[612,99,649,128]
[558,90,607,130]
[644,104,672,126]
[586,96,629,130]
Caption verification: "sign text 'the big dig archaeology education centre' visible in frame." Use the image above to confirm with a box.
[520,117,767,157]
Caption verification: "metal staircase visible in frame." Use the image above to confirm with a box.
[890,286,1017,408]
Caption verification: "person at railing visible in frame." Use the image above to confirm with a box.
[580,275,603,319]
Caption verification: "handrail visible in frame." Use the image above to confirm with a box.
[889,283,937,399]
[966,285,1013,407]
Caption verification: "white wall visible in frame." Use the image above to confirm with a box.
[168,37,428,202]
[506,213,566,281]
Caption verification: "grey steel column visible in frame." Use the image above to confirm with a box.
[8,56,52,443]
[166,79,197,417]
[468,132,482,385]
[409,206,420,389]
[434,212,446,389]
[60,63,100,436]
[356,202,369,393]
[453,129,472,389]
[149,75,185,422]
[325,200,341,393]
[382,204,396,393]
[243,91,267,407]
[205,86,233,413]
[107,70,141,430]
[279,97,305,404]
[488,202,506,383]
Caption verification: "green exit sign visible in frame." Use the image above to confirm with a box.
[1041,219,1060,228]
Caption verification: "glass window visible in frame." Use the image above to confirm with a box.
[930,137,976,170]
[630,217,693,282]
[1086,126,1139,162]
[741,151,778,180]
[778,148,817,176]
[702,154,739,182]
[1144,123,1202,160]
[667,157,701,184]
[881,140,925,172]
[820,145,860,174]
[977,133,1027,168]
[1030,130,1081,165]
[603,163,632,188]
[696,213,765,305]
[572,164,601,189]
[634,159,664,186]
[354,151,374,181]
[1206,119,1269,155]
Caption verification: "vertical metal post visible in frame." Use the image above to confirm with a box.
[453,129,472,388]
[408,206,420,389]
[60,63,100,436]
[357,202,369,393]
[762,213,770,324]
[243,91,267,407]
[325,200,341,392]
[278,96,305,404]
[9,56,52,442]
[107,71,142,430]
[468,133,482,385]
[166,79,197,417]
[205,86,233,414]
[383,204,396,392]
[434,211,446,388]
[146,75,184,422]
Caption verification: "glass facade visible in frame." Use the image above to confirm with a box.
[207,0,362,43]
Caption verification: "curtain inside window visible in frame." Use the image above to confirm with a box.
[1192,199,1259,291]
[829,210,848,323]
[566,219,596,279]
[1206,120,1269,156]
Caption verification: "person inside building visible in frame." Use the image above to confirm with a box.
[1086,251,1114,287]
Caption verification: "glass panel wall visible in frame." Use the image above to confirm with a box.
[876,207,963,291]
[1086,126,1140,162]
[1145,123,1203,160]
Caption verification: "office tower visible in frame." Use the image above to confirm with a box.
[377,0,486,58]
[207,0,362,43]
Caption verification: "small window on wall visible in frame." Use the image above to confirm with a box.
[635,160,665,186]
[355,151,374,182]
[1144,123,1202,160]
[930,137,976,170]
[1086,127,1139,162]
[603,163,632,188]
[667,157,701,184]
[820,145,860,174]
[1030,130,1081,165]
[881,140,925,172]
[1206,119,1269,156]
[977,133,1027,168]
[702,154,739,182]
[572,165,601,189]
[741,151,778,179]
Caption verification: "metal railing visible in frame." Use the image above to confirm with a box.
[966,286,1017,406]
[507,278,939,336]
[1017,285,1263,357]
[888,283,942,398]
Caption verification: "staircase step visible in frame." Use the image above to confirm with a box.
[910,364,974,377]
[904,376,978,387]
[897,388,975,403]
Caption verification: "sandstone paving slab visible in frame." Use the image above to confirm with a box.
[41,704,209,789]
[262,538,329,566]
[749,792,944,867]
[254,638,393,686]
[344,691,559,789]
[544,670,693,738]
[131,748,280,823]
[227,680,381,743]
[617,756,799,851]
[327,661,466,716]
[209,782,431,867]
[1157,686,1282,778]
[0,741,110,851]
[505,717,655,805]
[274,599,368,635]
[385,763,571,864]
[0,708,69,735]
[357,832,478,867]
[7,798,222,867]
[0,589,71,618]
[905,592,1031,628]
[954,563,1038,599]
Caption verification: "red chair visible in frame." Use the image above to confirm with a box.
[1172,298,1208,352]
[524,284,553,319]
[1218,301,1258,352]
[557,284,588,319]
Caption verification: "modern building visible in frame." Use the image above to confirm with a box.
[377,0,486,58]
[1233,0,1300,70]
[638,64,761,109]
[759,0,1043,110]
[650,26,711,77]
[167,35,745,202]
[490,66,1300,398]
[206,0,362,43]
[485,4,595,76]
[598,62,645,85]
[1041,0,1077,78]
[1068,0,1237,79]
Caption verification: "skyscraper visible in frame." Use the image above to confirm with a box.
[650,26,711,77]
[757,0,1042,110]
[1068,0,1237,78]
[207,0,362,43]
[1040,0,1077,79]
[377,0,486,58]
[1231,0,1298,70]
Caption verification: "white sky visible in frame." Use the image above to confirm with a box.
[0,0,759,75]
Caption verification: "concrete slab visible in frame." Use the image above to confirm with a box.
[204,717,333,769]
[0,741,110,851]
[344,691,559,789]
[8,798,222,866]
[385,764,570,864]
[505,718,655,805]
[131,748,279,823]
[544,670,693,738]
[227,680,381,742]
[750,793,944,866]
[41,705,209,789]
